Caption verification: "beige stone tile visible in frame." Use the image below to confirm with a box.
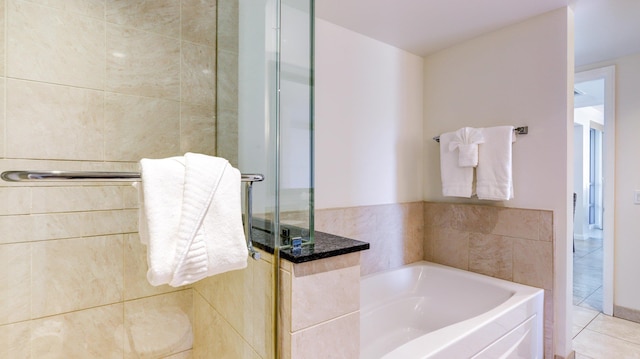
[165,350,193,359]
[423,226,434,262]
[182,41,215,106]
[314,208,347,237]
[0,321,30,358]
[573,328,640,359]
[181,0,216,47]
[587,313,640,345]
[250,255,275,358]
[8,0,105,89]
[292,252,359,277]
[106,0,180,37]
[124,233,178,300]
[544,289,554,359]
[31,303,124,358]
[24,0,105,18]
[359,230,394,276]
[31,235,124,318]
[342,206,378,239]
[425,202,498,233]
[106,24,180,100]
[290,263,359,332]
[290,312,359,359]
[0,80,4,157]
[512,238,553,290]
[123,185,139,209]
[492,207,540,240]
[104,92,180,161]
[469,233,513,280]
[193,293,253,359]
[573,324,585,339]
[6,79,104,160]
[181,103,216,155]
[0,243,30,325]
[30,186,125,213]
[0,1,4,77]
[217,0,238,53]
[124,290,193,358]
[0,188,31,215]
[215,108,239,167]
[432,227,469,270]
[216,49,238,111]
[574,305,599,328]
[0,209,137,244]
[539,210,553,242]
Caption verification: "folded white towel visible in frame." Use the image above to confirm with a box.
[476,126,515,201]
[440,131,474,197]
[138,153,248,287]
[448,127,484,167]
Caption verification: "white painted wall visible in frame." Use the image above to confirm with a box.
[580,53,640,313]
[314,19,424,209]
[422,8,573,357]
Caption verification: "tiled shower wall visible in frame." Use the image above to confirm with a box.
[0,0,216,357]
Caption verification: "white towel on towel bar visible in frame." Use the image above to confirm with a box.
[448,127,484,167]
[476,126,515,201]
[138,153,248,287]
[439,130,474,197]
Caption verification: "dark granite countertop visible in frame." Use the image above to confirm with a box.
[250,226,369,264]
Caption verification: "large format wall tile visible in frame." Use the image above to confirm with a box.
[0,188,30,215]
[0,80,4,157]
[181,0,216,47]
[8,0,105,89]
[106,0,180,37]
[181,41,216,106]
[31,235,124,317]
[22,0,106,19]
[104,92,180,161]
[0,243,30,325]
[30,303,124,358]
[30,186,125,214]
[6,79,104,160]
[106,24,180,100]
[0,321,30,358]
[124,233,178,300]
[180,103,216,155]
[289,312,359,359]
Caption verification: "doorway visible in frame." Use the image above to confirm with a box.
[573,66,615,316]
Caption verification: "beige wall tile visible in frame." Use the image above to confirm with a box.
[31,235,124,318]
[106,0,180,37]
[182,41,216,106]
[124,290,193,358]
[0,209,137,244]
[123,185,139,209]
[290,312,359,359]
[0,188,31,215]
[24,0,105,18]
[181,0,216,47]
[468,233,513,280]
[31,186,124,213]
[492,208,540,240]
[250,256,275,358]
[513,238,553,290]
[539,210,553,242]
[425,202,498,233]
[432,227,470,270]
[216,49,238,112]
[0,243,30,325]
[217,0,238,53]
[8,0,105,89]
[165,350,193,359]
[6,79,104,160]
[0,2,5,77]
[104,92,180,161]
[124,233,177,300]
[0,80,4,157]
[106,24,180,100]
[181,103,216,156]
[215,108,239,166]
[290,263,359,332]
[0,321,30,358]
[30,303,124,358]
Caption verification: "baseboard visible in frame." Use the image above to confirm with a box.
[614,304,640,324]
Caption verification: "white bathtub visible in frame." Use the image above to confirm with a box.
[360,261,544,359]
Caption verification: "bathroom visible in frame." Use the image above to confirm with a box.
[1,0,639,358]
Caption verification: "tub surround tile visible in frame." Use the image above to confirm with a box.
[24,0,106,19]
[0,243,30,325]
[181,0,216,47]
[432,227,469,270]
[513,238,553,290]
[468,233,513,280]
[31,235,124,318]
[8,0,105,89]
[181,41,216,106]
[0,321,30,358]
[0,81,4,158]
[106,24,180,100]
[106,0,180,37]
[289,312,359,359]
[124,234,178,300]
[30,303,124,358]
[539,210,553,242]
[104,92,180,161]
[215,107,239,166]
[6,79,105,160]
[0,1,5,77]
[30,186,124,214]
[180,103,216,155]
[0,188,31,215]
[217,0,238,53]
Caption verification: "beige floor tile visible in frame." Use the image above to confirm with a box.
[574,305,599,328]
[573,328,640,358]
[587,314,640,345]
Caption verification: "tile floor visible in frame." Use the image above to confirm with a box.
[572,229,640,358]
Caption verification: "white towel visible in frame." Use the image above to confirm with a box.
[138,153,248,287]
[448,127,484,167]
[476,126,515,201]
[440,131,474,197]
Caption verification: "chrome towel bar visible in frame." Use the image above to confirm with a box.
[1,170,265,260]
[432,126,528,143]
